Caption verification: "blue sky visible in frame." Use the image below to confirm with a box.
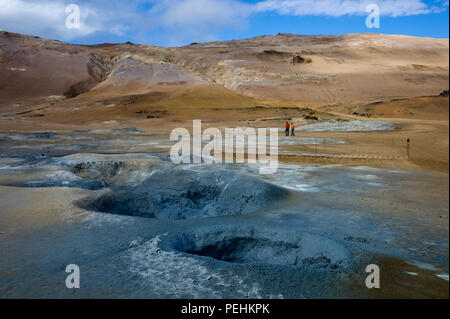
[0,0,448,46]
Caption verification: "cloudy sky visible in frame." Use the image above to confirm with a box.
[0,0,448,46]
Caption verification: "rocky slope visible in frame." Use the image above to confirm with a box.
[1,31,448,112]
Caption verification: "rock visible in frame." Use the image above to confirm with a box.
[292,55,312,65]
[303,115,320,121]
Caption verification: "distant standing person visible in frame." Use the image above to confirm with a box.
[285,121,290,136]
[291,123,295,136]
[406,138,410,160]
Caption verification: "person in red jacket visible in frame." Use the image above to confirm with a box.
[285,121,290,136]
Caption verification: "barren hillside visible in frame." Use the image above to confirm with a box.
[1,31,448,112]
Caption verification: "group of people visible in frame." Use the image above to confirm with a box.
[285,121,295,136]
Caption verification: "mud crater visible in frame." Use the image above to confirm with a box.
[163,226,350,269]
[80,169,289,220]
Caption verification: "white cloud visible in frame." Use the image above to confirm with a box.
[0,0,252,44]
[146,0,253,45]
[0,0,67,38]
[151,0,252,28]
[254,0,432,17]
[0,0,139,40]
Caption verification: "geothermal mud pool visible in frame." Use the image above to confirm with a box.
[0,128,448,298]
